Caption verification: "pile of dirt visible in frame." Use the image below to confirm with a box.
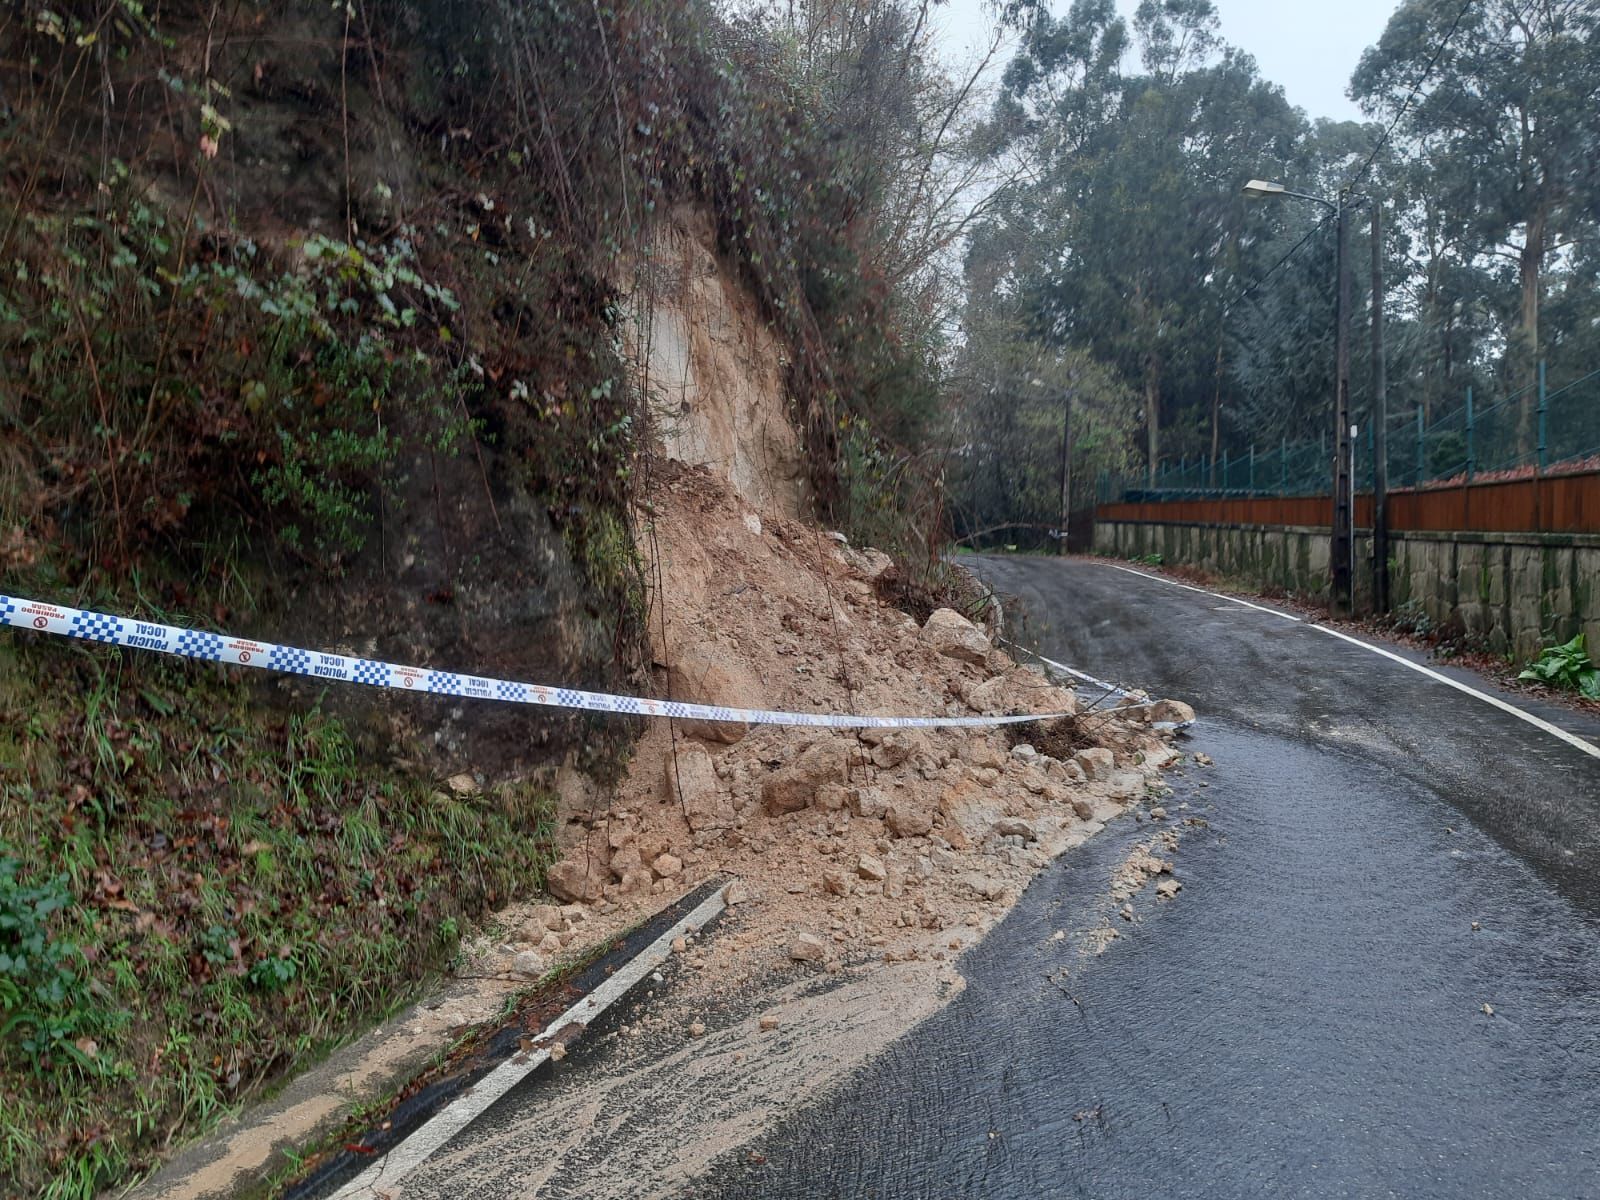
[461,460,1188,989]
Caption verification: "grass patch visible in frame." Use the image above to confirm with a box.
[0,638,556,1200]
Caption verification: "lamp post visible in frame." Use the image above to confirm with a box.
[1243,178,1364,616]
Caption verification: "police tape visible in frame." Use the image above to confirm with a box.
[0,593,1072,730]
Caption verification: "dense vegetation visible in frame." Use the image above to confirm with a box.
[0,1,957,1194]
[951,0,1600,543]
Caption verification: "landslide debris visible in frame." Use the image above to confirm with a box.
[466,461,1185,986]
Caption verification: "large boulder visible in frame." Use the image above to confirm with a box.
[1148,698,1196,726]
[1072,747,1115,782]
[761,738,851,815]
[920,608,992,666]
[965,668,1078,718]
[885,803,934,838]
[665,743,735,832]
[667,639,765,743]
[546,857,606,903]
[844,546,896,583]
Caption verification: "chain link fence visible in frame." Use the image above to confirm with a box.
[1100,362,1600,503]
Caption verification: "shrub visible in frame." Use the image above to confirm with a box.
[1519,634,1600,699]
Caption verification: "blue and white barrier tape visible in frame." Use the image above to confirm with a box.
[0,594,1070,730]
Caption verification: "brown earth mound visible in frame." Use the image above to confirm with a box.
[465,460,1184,980]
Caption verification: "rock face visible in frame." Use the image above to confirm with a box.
[665,743,735,831]
[762,738,850,814]
[920,608,992,666]
[546,859,606,903]
[629,206,806,519]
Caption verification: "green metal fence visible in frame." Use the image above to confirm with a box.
[1099,361,1600,502]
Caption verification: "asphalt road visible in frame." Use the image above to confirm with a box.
[694,555,1600,1198]
[331,556,1600,1199]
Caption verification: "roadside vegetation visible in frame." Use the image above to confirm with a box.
[0,0,974,1194]
[1518,634,1600,700]
[0,637,557,1197]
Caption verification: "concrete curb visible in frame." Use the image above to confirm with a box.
[316,885,730,1198]
[127,884,731,1200]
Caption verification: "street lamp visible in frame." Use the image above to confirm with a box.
[1242,177,1365,616]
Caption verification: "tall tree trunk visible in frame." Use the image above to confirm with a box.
[1209,340,1222,485]
[1144,352,1161,487]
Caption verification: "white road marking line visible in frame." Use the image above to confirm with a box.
[1100,562,1600,762]
[998,637,1136,697]
[1304,623,1600,761]
[330,887,730,1199]
[1104,564,1304,622]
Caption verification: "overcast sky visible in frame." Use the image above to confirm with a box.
[931,0,1401,123]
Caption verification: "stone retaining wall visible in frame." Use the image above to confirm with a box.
[1094,519,1600,661]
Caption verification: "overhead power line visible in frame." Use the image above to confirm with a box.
[1235,212,1335,310]
[1346,0,1476,191]
[1232,0,1475,312]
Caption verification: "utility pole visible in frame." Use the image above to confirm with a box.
[1331,192,1354,616]
[1371,202,1389,613]
[1242,178,1366,616]
[1056,387,1073,556]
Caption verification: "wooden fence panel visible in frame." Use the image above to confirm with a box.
[1097,469,1600,535]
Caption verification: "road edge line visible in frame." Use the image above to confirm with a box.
[1304,622,1600,761]
[1103,563,1305,622]
[1102,561,1600,761]
[328,886,731,1199]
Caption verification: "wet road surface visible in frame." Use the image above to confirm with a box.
[695,556,1600,1198]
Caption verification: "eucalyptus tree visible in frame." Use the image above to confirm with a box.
[1352,0,1600,445]
[964,0,1307,481]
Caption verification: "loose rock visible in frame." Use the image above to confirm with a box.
[885,804,934,838]
[546,859,605,904]
[762,739,850,815]
[665,744,736,832]
[921,608,993,665]
[789,933,827,963]
[1073,747,1116,781]
[993,817,1039,842]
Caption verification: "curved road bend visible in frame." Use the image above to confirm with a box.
[354,555,1600,1199]
[692,555,1600,1198]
